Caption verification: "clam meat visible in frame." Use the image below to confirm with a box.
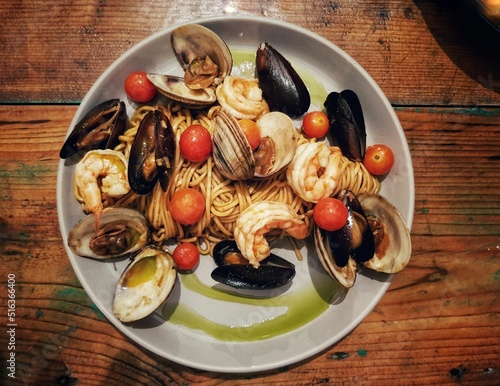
[113,246,177,322]
[68,207,150,260]
[148,24,232,109]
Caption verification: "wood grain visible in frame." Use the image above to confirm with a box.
[0,105,498,385]
[1,0,499,105]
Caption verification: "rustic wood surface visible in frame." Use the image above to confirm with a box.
[1,0,499,385]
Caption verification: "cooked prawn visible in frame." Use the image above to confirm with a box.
[234,201,309,268]
[74,149,130,226]
[286,142,342,203]
[215,76,269,120]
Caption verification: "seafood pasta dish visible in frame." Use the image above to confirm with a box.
[60,23,411,324]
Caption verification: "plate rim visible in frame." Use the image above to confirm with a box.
[57,14,414,373]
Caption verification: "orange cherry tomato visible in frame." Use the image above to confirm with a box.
[238,119,261,151]
[302,111,329,138]
[179,124,213,162]
[124,71,157,103]
[169,188,205,225]
[313,197,348,231]
[172,242,200,271]
[363,144,395,176]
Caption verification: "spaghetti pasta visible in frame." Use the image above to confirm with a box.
[95,101,380,256]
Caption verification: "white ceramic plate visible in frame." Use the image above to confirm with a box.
[57,15,414,373]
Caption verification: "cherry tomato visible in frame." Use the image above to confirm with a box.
[238,119,261,150]
[302,111,329,138]
[169,188,206,225]
[124,71,157,103]
[313,197,348,231]
[172,242,200,271]
[179,124,213,162]
[363,144,395,176]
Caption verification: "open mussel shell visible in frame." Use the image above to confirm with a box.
[113,246,177,322]
[211,240,296,290]
[60,99,127,159]
[68,207,150,260]
[128,108,175,195]
[147,74,217,109]
[256,42,310,118]
[358,193,412,274]
[324,90,366,162]
[213,109,298,180]
[171,24,232,88]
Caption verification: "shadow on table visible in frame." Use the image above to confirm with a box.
[414,0,500,95]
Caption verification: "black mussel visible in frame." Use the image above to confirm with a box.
[256,42,310,118]
[211,240,295,290]
[128,109,175,195]
[60,99,127,159]
[326,190,375,267]
[324,90,366,162]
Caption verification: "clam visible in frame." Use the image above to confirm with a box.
[256,42,310,118]
[324,90,366,162]
[314,190,411,288]
[213,109,298,180]
[60,99,127,159]
[211,240,295,290]
[128,108,175,195]
[358,193,412,274]
[68,207,150,260]
[113,246,177,322]
[148,24,232,109]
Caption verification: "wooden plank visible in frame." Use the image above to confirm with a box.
[1,1,499,105]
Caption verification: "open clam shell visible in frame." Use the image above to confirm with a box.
[358,193,412,274]
[113,246,177,322]
[213,109,298,180]
[68,207,150,260]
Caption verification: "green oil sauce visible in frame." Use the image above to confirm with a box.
[163,273,338,341]
[122,256,156,288]
[231,50,329,109]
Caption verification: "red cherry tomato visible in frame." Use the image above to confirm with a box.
[238,119,261,150]
[179,125,213,162]
[363,144,395,176]
[124,71,157,103]
[172,242,200,271]
[313,197,348,231]
[169,188,206,225]
[302,111,329,138]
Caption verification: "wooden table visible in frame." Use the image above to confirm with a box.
[1,1,499,384]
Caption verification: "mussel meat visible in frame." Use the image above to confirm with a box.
[60,99,127,159]
[113,246,177,322]
[68,207,150,260]
[128,108,175,195]
[211,240,296,290]
[314,190,411,288]
[256,42,310,118]
[212,109,298,180]
[324,90,366,162]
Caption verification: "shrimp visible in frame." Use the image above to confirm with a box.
[74,149,130,226]
[215,76,269,120]
[286,142,342,203]
[234,201,309,268]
